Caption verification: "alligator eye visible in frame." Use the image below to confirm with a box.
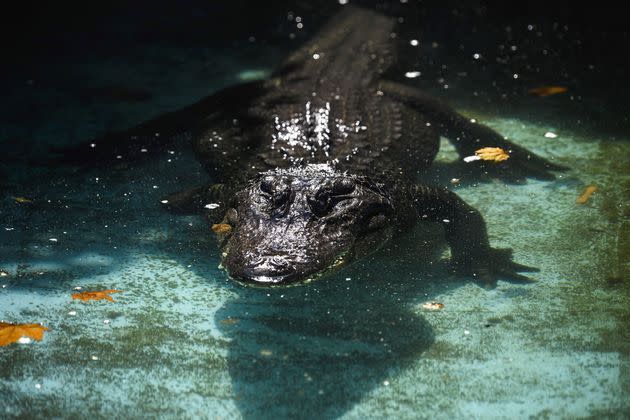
[260,176,275,194]
[332,178,355,195]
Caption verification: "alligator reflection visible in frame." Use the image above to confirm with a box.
[216,228,444,419]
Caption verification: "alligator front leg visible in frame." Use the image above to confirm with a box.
[411,184,537,286]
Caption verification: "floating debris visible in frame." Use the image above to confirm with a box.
[528,86,568,97]
[475,147,510,162]
[463,155,481,163]
[544,131,558,138]
[404,71,421,78]
[220,318,240,325]
[212,223,232,235]
[576,185,597,204]
[237,69,271,82]
[0,269,9,277]
[259,349,273,357]
[13,197,33,204]
[0,321,49,346]
[464,147,510,163]
[71,289,122,302]
[421,302,445,310]
[204,203,220,210]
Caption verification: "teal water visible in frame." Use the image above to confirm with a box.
[1,3,628,418]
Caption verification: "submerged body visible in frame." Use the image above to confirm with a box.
[60,7,563,286]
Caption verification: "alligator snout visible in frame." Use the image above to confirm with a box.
[234,255,299,285]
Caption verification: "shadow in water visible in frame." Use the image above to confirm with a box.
[215,229,447,419]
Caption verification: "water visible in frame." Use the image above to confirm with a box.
[1,2,628,418]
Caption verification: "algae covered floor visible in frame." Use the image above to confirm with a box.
[1,2,629,418]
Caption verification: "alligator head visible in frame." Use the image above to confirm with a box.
[216,164,395,286]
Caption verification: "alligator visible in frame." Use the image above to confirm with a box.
[57,6,564,286]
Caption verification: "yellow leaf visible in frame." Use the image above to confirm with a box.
[0,322,49,346]
[475,147,510,162]
[13,197,33,204]
[71,289,122,302]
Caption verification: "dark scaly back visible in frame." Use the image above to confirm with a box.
[193,6,440,183]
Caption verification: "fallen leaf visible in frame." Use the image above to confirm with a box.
[528,86,568,97]
[576,185,597,204]
[212,223,232,234]
[13,197,33,204]
[0,321,49,346]
[421,302,445,310]
[71,289,122,302]
[475,147,510,162]
[220,318,240,325]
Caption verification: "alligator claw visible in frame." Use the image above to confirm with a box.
[452,247,539,287]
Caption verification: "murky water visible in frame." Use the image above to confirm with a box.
[1,2,628,418]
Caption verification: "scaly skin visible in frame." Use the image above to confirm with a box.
[57,6,565,286]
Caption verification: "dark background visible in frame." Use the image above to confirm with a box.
[2,0,628,70]
[0,0,627,153]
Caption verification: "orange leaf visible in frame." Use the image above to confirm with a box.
[475,147,510,162]
[576,185,597,204]
[528,86,568,97]
[212,223,232,235]
[0,321,49,346]
[71,289,122,302]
